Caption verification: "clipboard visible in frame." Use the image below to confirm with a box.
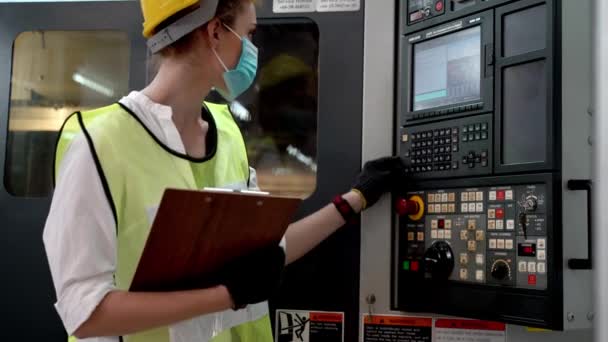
[130,188,302,292]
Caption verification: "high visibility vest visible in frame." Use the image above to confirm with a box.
[56,102,272,342]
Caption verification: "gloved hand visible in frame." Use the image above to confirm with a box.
[352,156,406,209]
[219,245,286,309]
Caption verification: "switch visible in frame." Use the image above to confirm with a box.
[428,194,435,202]
[537,238,546,249]
[495,208,505,219]
[528,274,537,285]
[507,220,515,230]
[437,219,444,229]
[468,219,476,230]
[496,220,504,230]
[505,239,514,250]
[461,192,469,202]
[445,230,452,239]
[476,230,484,241]
[476,254,484,265]
[403,260,410,270]
[488,209,496,219]
[448,204,456,213]
[468,240,477,252]
[441,204,448,213]
[402,134,409,142]
[476,270,484,282]
[489,239,497,249]
[417,232,425,241]
[497,190,505,201]
[505,190,514,200]
[431,220,438,229]
[469,192,476,200]
[489,191,497,201]
[528,262,536,273]
[411,261,419,271]
[476,192,484,201]
[497,239,505,249]
[538,262,546,274]
[448,193,456,202]
[435,204,442,213]
[488,220,496,229]
[428,206,435,214]
[460,253,468,265]
[461,203,469,213]
[476,203,484,213]
[518,261,527,272]
[460,268,468,280]
[468,203,476,212]
[538,250,546,261]
[460,230,468,240]
[441,193,448,202]
[431,230,438,239]
[445,220,452,229]
[408,232,415,241]
[438,230,445,239]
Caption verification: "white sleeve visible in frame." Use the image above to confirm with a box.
[247,166,260,191]
[42,134,117,336]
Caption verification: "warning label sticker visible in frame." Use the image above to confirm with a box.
[317,0,360,12]
[273,0,316,13]
[434,319,506,342]
[363,315,432,342]
[276,310,344,342]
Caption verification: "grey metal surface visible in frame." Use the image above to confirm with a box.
[593,0,608,340]
[561,0,594,331]
[360,0,593,341]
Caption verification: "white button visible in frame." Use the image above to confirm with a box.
[461,203,469,213]
[469,192,476,201]
[417,232,424,241]
[431,220,438,229]
[489,239,497,249]
[468,240,477,251]
[488,209,496,219]
[528,262,536,273]
[507,220,515,230]
[487,220,496,230]
[538,250,546,261]
[435,204,442,213]
[442,193,448,202]
[468,219,476,230]
[476,270,484,281]
[496,220,504,230]
[448,204,456,213]
[441,204,448,213]
[438,230,445,239]
[476,192,484,201]
[518,261,527,272]
[402,134,409,142]
[460,253,468,265]
[428,205,435,213]
[505,239,513,250]
[460,268,468,280]
[460,230,468,240]
[428,194,435,203]
[476,230,484,241]
[476,254,484,265]
[445,220,452,229]
[537,238,546,249]
[462,192,469,202]
[476,203,484,213]
[538,262,546,274]
[497,239,505,249]
[505,190,513,200]
[448,193,455,202]
[489,191,497,201]
[468,203,476,212]
[431,230,438,239]
[445,230,452,239]
[408,232,415,241]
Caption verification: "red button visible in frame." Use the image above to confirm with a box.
[411,261,420,272]
[438,219,445,229]
[395,198,420,216]
[435,1,444,11]
[496,208,505,219]
[497,190,506,201]
[528,274,537,285]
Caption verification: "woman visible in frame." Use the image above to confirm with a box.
[43,0,405,341]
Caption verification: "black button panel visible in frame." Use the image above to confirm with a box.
[400,114,492,178]
[407,102,484,122]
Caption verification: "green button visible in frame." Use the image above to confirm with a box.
[403,260,410,270]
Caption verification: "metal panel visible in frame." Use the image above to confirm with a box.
[0,1,146,340]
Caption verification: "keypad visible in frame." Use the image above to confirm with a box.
[405,127,460,174]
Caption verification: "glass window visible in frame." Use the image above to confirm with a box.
[5,31,130,197]
[503,4,547,58]
[211,20,319,198]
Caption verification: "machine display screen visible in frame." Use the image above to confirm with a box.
[518,243,537,257]
[413,26,481,111]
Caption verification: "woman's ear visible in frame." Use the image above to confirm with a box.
[205,18,223,50]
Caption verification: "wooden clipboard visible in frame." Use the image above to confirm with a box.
[130,188,302,292]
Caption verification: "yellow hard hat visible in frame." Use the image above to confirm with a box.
[141,0,199,38]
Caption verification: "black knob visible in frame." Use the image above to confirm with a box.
[424,241,454,280]
[491,260,510,281]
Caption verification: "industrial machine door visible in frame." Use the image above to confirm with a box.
[0,2,146,340]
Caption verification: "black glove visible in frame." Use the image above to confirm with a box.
[352,156,406,209]
[219,245,286,309]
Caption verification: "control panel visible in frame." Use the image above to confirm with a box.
[408,0,446,24]
[397,182,549,290]
[401,114,492,178]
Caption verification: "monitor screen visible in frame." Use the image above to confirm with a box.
[413,26,481,111]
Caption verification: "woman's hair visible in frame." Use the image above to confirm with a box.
[158,0,254,57]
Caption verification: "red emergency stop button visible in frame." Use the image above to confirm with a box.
[396,198,421,216]
[435,1,444,11]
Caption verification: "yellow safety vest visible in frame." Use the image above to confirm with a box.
[56,102,272,342]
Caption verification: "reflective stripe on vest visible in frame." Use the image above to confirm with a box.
[55,102,271,342]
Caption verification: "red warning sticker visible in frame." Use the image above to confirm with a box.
[363,315,432,342]
[435,319,506,342]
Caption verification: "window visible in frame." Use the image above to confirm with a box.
[5,31,130,196]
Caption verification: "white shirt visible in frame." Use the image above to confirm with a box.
[42,91,269,342]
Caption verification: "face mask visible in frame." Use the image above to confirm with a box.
[212,24,258,101]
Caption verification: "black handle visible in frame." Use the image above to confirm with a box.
[567,179,592,270]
